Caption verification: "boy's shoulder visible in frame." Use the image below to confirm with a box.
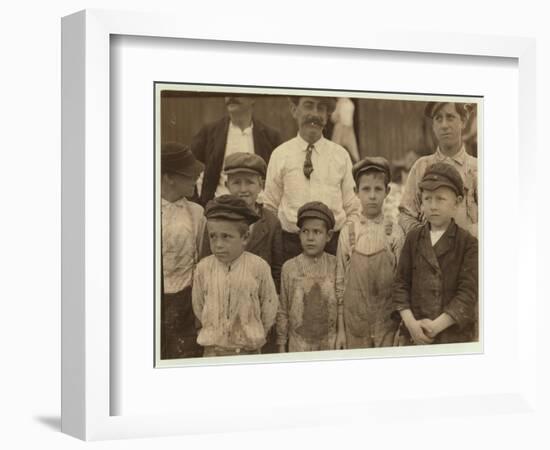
[242,251,272,272]
[259,206,281,228]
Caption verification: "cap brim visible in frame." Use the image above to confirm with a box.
[224,168,264,177]
[170,160,204,178]
[297,211,333,229]
[419,179,461,195]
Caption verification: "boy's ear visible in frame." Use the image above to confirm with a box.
[260,177,265,190]
[385,184,391,196]
[242,230,251,242]
[326,229,334,242]
[456,195,464,204]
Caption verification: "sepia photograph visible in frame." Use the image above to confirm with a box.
[154,84,482,366]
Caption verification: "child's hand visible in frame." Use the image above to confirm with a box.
[277,344,286,353]
[334,329,347,350]
[419,318,437,338]
[405,319,434,345]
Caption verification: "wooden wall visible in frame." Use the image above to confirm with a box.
[160,91,465,162]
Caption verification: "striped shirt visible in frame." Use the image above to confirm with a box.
[192,251,278,350]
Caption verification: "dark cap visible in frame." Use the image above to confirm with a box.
[224,152,267,178]
[419,162,464,197]
[297,201,335,230]
[352,156,391,184]
[161,142,204,178]
[424,101,470,121]
[204,194,260,225]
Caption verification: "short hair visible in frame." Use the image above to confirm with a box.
[429,102,470,121]
[356,167,390,188]
[288,96,337,114]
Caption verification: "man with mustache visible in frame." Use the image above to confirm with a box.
[191,95,282,206]
[264,96,361,262]
[398,102,478,237]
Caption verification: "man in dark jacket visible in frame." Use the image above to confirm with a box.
[191,95,282,206]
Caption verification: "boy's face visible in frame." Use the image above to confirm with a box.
[162,172,197,200]
[299,218,333,258]
[207,219,249,264]
[225,172,263,209]
[356,171,389,219]
[421,186,463,231]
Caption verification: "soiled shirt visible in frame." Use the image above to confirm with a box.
[192,252,278,350]
[398,145,478,237]
[277,252,338,349]
[161,198,205,293]
[263,135,361,233]
[335,214,404,304]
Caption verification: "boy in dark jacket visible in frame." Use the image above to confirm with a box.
[392,162,478,345]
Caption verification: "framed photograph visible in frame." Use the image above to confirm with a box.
[62,9,537,441]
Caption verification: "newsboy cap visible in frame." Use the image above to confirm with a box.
[224,152,267,178]
[352,156,391,184]
[204,194,260,225]
[161,142,204,178]
[419,162,464,197]
[296,201,335,231]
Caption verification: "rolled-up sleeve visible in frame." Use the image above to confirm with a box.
[398,160,424,235]
[276,263,292,346]
[341,154,361,221]
[259,264,279,333]
[263,152,283,214]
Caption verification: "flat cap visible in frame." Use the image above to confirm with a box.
[224,152,267,177]
[161,142,204,178]
[204,194,260,225]
[352,156,391,183]
[297,201,335,230]
[419,162,464,197]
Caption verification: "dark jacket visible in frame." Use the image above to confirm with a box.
[191,117,282,206]
[201,205,284,293]
[392,221,478,344]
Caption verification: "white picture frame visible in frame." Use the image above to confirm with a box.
[61,9,537,441]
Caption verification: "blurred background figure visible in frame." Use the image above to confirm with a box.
[384,150,419,223]
[331,97,360,163]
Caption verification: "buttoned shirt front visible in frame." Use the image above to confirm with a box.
[263,135,361,233]
[192,251,279,350]
[398,145,478,237]
[161,197,205,293]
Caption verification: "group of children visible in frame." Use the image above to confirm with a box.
[161,136,478,359]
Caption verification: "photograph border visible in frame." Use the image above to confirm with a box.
[153,82,484,369]
[61,8,537,441]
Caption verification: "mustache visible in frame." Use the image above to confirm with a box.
[301,116,324,127]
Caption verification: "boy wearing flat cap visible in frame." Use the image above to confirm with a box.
[161,142,205,359]
[200,152,283,353]
[276,201,338,353]
[399,101,478,237]
[192,195,279,357]
[263,96,361,263]
[392,163,478,345]
[335,157,405,349]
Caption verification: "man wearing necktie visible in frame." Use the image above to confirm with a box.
[264,96,361,262]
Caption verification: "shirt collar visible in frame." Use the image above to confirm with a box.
[229,120,253,135]
[161,197,188,208]
[435,144,467,166]
[296,134,325,153]
[359,212,384,225]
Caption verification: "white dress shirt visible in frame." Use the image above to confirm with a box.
[263,135,361,233]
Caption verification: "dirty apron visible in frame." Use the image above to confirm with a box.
[288,257,338,353]
[343,236,397,349]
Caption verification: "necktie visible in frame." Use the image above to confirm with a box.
[303,144,314,179]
